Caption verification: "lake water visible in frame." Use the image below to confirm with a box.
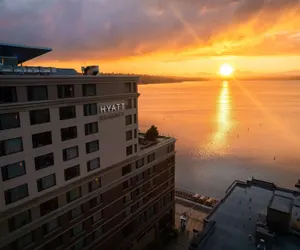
[138,80,300,198]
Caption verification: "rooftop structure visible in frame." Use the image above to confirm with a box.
[189,178,300,250]
[0,42,93,76]
[0,43,52,65]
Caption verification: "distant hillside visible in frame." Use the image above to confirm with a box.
[138,74,209,84]
[100,73,300,83]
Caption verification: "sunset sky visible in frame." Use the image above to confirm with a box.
[1,0,300,76]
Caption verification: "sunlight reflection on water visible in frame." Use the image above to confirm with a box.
[138,81,300,197]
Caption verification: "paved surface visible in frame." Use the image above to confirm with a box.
[164,203,208,250]
[201,184,300,250]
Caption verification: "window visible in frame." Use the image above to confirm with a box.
[126,130,132,141]
[86,140,99,154]
[30,109,50,125]
[14,232,34,249]
[27,86,48,101]
[167,144,175,153]
[2,161,26,181]
[40,197,58,216]
[57,85,74,98]
[65,165,80,181]
[133,99,137,108]
[150,178,155,187]
[124,207,131,217]
[44,236,62,250]
[71,223,83,237]
[0,86,17,103]
[123,193,132,204]
[136,186,144,197]
[85,122,98,135]
[148,166,155,175]
[0,113,20,130]
[37,174,56,192]
[134,144,137,152]
[72,239,85,250]
[125,115,132,125]
[93,210,103,223]
[125,82,131,92]
[122,164,131,176]
[61,126,77,141]
[83,84,96,96]
[134,114,137,123]
[8,210,31,232]
[84,103,97,116]
[87,157,100,172]
[63,146,79,161]
[136,158,144,169]
[5,184,28,205]
[67,187,81,203]
[0,137,23,157]
[136,172,144,183]
[89,195,102,209]
[35,153,54,170]
[122,179,131,190]
[134,129,137,138]
[43,218,60,235]
[32,131,52,148]
[126,145,133,156]
[133,82,137,92]
[147,153,155,163]
[59,106,76,120]
[93,227,103,238]
[89,177,101,192]
[69,206,83,220]
[125,99,132,109]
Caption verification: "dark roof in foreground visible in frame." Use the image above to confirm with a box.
[190,178,300,250]
[0,42,52,64]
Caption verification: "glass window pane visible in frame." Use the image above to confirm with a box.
[87,158,100,171]
[1,161,26,181]
[27,86,48,101]
[30,109,50,125]
[0,113,20,130]
[5,184,28,204]
[0,137,23,156]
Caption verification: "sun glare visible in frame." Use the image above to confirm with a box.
[219,64,234,76]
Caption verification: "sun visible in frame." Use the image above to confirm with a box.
[219,64,234,76]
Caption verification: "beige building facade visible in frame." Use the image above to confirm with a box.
[0,75,176,250]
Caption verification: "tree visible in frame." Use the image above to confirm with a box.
[145,125,159,141]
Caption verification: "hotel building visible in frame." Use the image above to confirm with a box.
[0,43,176,250]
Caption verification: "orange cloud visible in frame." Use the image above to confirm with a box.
[1,0,300,74]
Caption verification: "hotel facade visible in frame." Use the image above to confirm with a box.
[0,44,176,250]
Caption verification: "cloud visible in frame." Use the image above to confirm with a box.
[1,0,300,62]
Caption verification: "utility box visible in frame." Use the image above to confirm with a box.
[266,194,293,234]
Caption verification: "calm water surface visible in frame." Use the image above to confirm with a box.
[138,81,300,198]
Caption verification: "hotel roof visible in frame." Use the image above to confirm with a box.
[189,178,300,250]
[0,42,52,64]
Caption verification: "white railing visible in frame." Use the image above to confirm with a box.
[0,65,58,75]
